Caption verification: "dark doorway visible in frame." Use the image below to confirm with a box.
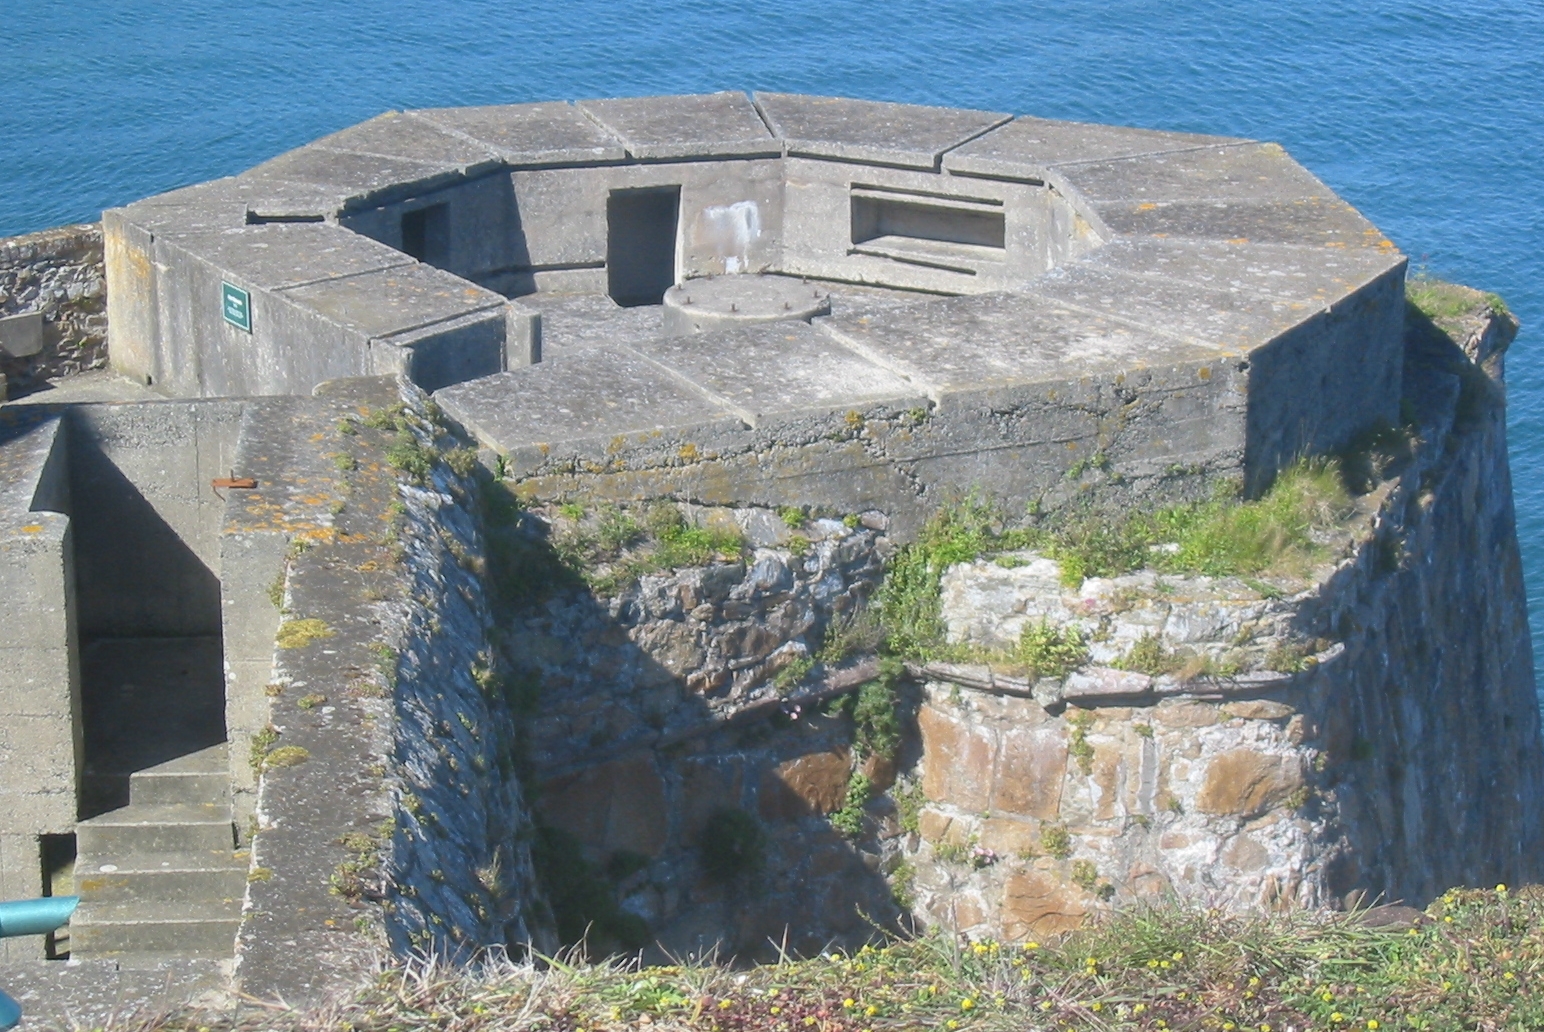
[67,425,227,817]
[401,203,450,265]
[607,187,680,307]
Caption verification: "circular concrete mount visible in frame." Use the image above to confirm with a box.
[662,275,832,336]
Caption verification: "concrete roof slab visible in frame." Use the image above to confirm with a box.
[311,111,503,175]
[1026,264,1317,352]
[753,93,1010,169]
[819,293,1213,398]
[1095,196,1393,249]
[944,115,1247,179]
[409,101,626,167]
[576,91,778,160]
[243,146,465,207]
[1054,143,1335,203]
[279,263,506,338]
[625,320,927,424]
[515,294,664,362]
[434,349,742,453]
[156,224,415,291]
[1081,237,1407,305]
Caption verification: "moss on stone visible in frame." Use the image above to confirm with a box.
[276,618,334,649]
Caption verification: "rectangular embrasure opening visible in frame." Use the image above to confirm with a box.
[851,189,1006,252]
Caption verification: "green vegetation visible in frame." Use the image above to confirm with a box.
[829,771,874,838]
[778,505,807,528]
[483,490,749,606]
[697,808,764,882]
[260,745,310,770]
[872,462,1354,663]
[1016,621,1089,680]
[1408,273,1508,329]
[110,887,1544,1030]
[850,660,905,760]
[385,432,435,482]
[1041,822,1074,860]
[531,824,648,954]
[275,618,334,649]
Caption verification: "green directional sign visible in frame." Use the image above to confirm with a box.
[221,282,252,333]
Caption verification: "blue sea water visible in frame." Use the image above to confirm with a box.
[3,0,1542,667]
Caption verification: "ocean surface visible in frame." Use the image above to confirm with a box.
[3,0,1542,675]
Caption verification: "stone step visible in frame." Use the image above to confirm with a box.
[77,803,235,856]
[70,900,240,958]
[128,744,231,807]
[74,851,247,905]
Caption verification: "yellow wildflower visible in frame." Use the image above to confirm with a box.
[961,997,976,1011]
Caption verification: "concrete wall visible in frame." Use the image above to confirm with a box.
[0,414,78,959]
[67,402,243,639]
[780,158,1052,294]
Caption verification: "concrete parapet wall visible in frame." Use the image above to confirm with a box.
[0,414,77,959]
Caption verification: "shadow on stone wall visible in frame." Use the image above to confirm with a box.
[482,495,912,962]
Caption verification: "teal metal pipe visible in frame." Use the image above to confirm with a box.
[0,896,77,938]
[0,897,78,1031]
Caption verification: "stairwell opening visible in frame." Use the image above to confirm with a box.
[65,407,234,818]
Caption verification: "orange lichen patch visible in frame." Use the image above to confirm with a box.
[1136,202,1158,211]
[20,523,42,534]
[1225,237,1249,245]
[1198,367,1212,381]
[679,443,700,462]
[607,435,627,455]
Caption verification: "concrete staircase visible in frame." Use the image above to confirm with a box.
[72,744,245,959]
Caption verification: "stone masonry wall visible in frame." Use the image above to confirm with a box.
[887,304,1544,941]
[0,224,107,394]
[382,391,552,959]
[509,301,1543,953]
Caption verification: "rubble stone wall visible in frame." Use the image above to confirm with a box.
[0,223,107,393]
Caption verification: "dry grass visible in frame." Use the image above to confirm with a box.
[100,887,1544,1031]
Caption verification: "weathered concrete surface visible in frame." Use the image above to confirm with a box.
[753,93,1011,169]
[943,115,1250,179]
[577,91,779,160]
[232,379,551,1005]
[661,273,830,336]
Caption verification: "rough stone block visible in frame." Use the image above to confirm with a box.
[918,703,995,812]
[754,93,1009,169]
[1195,748,1304,817]
[944,115,1246,179]
[577,92,778,160]
[538,754,668,856]
[992,726,1068,819]
[1000,869,1090,939]
[0,311,44,358]
[758,748,852,820]
[411,101,627,166]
